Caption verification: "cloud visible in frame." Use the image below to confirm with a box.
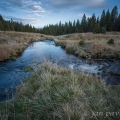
[0,0,51,16]
[0,0,24,11]
[43,0,106,8]
[4,15,37,24]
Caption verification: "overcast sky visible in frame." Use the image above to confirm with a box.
[0,0,120,28]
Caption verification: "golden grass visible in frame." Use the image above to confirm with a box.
[54,32,120,59]
[0,31,54,61]
[0,43,23,61]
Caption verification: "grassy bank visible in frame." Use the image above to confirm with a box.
[0,62,119,120]
[0,31,53,61]
[1,31,120,61]
[54,32,120,59]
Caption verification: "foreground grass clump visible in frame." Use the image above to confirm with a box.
[0,62,120,120]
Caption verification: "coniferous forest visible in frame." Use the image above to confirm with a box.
[0,6,120,35]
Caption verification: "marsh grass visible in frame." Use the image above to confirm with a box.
[54,32,120,59]
[0,62,120,120]
[0,31,53,61]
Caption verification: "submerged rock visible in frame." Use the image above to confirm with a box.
[107,61,120,76]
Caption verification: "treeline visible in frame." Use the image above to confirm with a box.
[0,15,40,33]
[41,6,120,35]
[0,6,120,35]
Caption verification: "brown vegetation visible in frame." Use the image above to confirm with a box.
[0,31,53,61]
[54,32,120,59]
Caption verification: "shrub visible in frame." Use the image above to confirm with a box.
[55,42,66,48]
[41,35,44,37]
[107,39,114,45]
[66,47,75,54]
[79,40,85,46]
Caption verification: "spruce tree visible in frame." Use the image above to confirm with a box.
[111,5,118,31]
[81,14,87,32]
[100,10,106,28]
[105,9,111,31]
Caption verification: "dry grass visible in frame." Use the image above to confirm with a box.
[0,62,119,120]
[0,43,23,61]
[0,31,53,61]
[0,31,120,61]
[54,32,120,59]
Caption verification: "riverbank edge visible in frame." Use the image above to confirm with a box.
[52,38,120,77]
[54,39,120,60]
[0,31,53,62]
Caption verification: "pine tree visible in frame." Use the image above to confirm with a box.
[81,14,87,32]
[91,14,96,31]
[105,9,111,31]
[111,5,118,31]
[116,14,120,31]
[100,10,106,28]
[76,19,81,33]
[93,23,100,33]
[72,20,76,33]
[0,21,4,30]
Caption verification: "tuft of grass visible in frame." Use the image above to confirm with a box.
[107,39,114,45]
[0,62,120,120]
[23,66,33,72]
[10,56,16,61]
[79,40,85,46]
[55,41,66,48]
[66,47,75,54]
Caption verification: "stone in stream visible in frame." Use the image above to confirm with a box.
[24,42,28,46]
[107,61,120,76]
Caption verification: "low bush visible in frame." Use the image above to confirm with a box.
[79,40,85,46]
[55,41,66,48]
[107,39,114,45]
[66,47,75,54]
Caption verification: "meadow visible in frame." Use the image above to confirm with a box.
[54,32,120,59]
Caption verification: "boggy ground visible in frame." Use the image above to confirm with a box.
[54,32,120,59]
[1,31,120,61]
[0,31,53,61]
[0,62,120,120]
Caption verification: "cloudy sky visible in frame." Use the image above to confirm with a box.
[0,0,120,28]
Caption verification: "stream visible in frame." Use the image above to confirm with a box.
[0,40,120,101]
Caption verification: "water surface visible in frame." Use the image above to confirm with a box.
[0,40,119,101]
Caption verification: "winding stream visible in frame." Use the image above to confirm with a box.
[0,40,119,101]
